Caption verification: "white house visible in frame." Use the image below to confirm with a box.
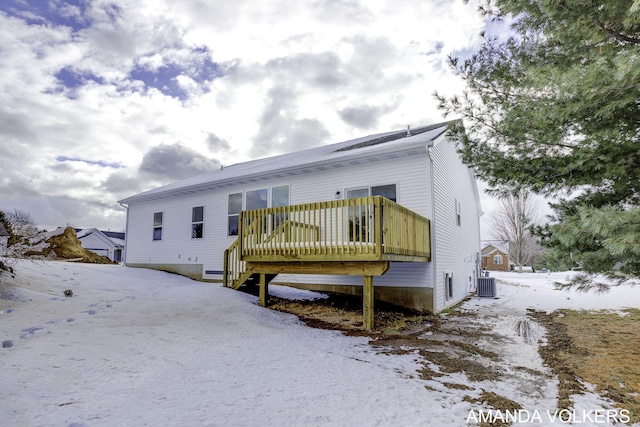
[76,228,125,262]
[119,121,483,320]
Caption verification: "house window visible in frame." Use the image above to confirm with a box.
[371,184,396,202]
[494,255,503,265]
[455,199,461,226]
[346,184,397,201]
[346,187,369,199]
[228,187,290,236]
[246,188,268,210]
[192,206,204,239]
[228,193,242,236]
[345,185,396,242]
[271,185,290,228]
[346,188,371,242]
[271,185,289,208]
[345,184,397,241]
[153,212,163,241]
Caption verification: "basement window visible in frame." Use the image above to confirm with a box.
[445,272,454,300]
[192,206,204,239]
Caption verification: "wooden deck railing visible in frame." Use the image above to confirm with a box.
[223,237,244,288]
[224,196,430,288]
[239,196,430,262]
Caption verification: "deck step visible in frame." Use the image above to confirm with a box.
[232,272,277,290]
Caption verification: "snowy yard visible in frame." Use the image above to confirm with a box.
[1,261,639,426]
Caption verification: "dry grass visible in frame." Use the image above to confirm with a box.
[558,309,640,424]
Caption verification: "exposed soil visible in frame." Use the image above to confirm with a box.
[463,392,523,427]
[267,291,523,412]
[23,226,114,264]
[260,289,639,426]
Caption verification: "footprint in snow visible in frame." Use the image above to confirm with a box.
[20,326,45,338]
[2,340,13,348]
[83,310,97,315]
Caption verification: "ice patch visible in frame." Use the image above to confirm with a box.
[514,317,540,345]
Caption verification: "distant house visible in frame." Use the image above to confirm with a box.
[481,244,510,272]
[75,228,125,262]
[0,222,9,252]
[119,121,483,327]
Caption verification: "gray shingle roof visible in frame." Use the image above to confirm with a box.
[119,121,454,204]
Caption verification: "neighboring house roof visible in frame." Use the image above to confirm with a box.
[119,121,457,204]
[481,244,509,257]
[76,228,125,248]
[0,222,9,237]
[102,231,125,241]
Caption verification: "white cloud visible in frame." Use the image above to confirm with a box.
[0,0,488,231]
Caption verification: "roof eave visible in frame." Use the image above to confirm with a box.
[119,137,434,204]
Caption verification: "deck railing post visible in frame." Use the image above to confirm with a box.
[374,196,383,258]
[238,211,244,260]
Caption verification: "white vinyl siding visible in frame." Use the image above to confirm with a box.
[431,135,482,312]
[125,151,434,281]
[123,131,481,308]
[270,152,434,291]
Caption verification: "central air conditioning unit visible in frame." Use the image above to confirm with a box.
[477,277,497,297]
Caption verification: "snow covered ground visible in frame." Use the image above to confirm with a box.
[1,261,639,427]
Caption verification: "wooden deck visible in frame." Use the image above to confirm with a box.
[223,196,431,329]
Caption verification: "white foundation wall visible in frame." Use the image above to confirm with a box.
[430,136,482,312]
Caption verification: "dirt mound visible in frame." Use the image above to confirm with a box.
[23,226,114,264]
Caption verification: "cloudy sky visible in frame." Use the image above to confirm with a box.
[0,0,494,233]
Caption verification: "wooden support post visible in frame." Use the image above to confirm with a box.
[259,273,269,307]
[223,249,229,287]
[363,275,374,330]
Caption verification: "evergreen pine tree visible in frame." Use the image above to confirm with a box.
[436,0,640,287]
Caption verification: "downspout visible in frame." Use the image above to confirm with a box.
[426,142,438,314]
[118,202,129,265]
